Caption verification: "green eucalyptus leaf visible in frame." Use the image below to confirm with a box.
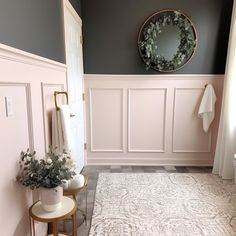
[16,148,76,189]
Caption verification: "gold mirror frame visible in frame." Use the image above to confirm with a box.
[137,9,197,72]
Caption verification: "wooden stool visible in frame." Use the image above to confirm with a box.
[29,196,77,236]
[62,176,88,232]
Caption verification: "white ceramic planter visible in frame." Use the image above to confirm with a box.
[69,174,85,189]
[39,186,63,212]
[61,180,70,190]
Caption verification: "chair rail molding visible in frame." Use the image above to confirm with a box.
[0,43,67,71]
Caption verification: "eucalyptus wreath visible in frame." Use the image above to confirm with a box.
[138,10,197,72]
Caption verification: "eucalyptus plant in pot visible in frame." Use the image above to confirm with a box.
[16,148,76,212]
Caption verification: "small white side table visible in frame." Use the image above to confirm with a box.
[29,196,77,236]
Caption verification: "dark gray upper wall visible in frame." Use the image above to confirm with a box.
[82,0,233,74]
[69,0,82,17]
[0,0,65,63]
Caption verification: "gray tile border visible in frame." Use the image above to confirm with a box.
[164,166,177,171]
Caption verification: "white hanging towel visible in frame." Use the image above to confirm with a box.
[198,84,217,133]
[59,104,73,151]
[52,108,64,153]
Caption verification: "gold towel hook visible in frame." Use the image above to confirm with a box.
[54,91,69,110]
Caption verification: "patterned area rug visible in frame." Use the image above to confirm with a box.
[89,173,236,236]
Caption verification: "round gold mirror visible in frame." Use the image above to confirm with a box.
[138,10,197,72]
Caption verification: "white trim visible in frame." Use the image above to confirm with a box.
[84,74,224,80]
[62,0,82,68]
[86,157,214,166]
[86,155,212,160]
[127,150,165,153]
[62,0,86,171]
[62,0,82,26]
[90,149,124,153]
[87,163,213,166]
[0,43,66,72]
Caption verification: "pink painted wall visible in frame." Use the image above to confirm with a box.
[0,42,224,234]
[0,44,67,236]
[85,74,224,166]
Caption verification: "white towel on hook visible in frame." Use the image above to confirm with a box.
[52,108,64,153]
[59,104,73,151]
[198,84,217,133]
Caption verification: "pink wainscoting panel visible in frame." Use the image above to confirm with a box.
[85,74,224,166]
[0,84,32,236]
[128,88,166,152]
[173,88,211,152]
[89,88,123,152]
[0,44,67,236]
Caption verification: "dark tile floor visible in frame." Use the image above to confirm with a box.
[68,165,213,235]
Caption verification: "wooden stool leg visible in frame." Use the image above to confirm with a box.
[72,211,77,236]
[29,215,32,236]
[32,219,36,236]
[85,188,88,225]
[63,219,67,233]
[52,221,58,236]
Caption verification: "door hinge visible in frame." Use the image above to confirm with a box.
[84,143,87,150]
[82,93,85,101]
[80,35,83,45]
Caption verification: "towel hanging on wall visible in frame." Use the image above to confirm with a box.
[52,108,63,152]
[52,105,73,153]
[59,104,73,151]
[198,84,217,133]
[52,91,73,153]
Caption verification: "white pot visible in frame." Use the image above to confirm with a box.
[61,180,69,190]
[39,186,63,212]
[69,174,85,189]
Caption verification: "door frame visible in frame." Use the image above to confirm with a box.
[62,0,87,167]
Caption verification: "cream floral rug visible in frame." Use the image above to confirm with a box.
[89,173,236,236]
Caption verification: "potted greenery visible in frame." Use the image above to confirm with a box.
[16,148,76,212]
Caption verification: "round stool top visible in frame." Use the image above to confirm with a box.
[29,196,76,222]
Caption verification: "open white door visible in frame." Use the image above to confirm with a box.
[63,0,85,172]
